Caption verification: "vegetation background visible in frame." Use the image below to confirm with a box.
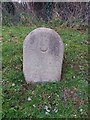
[1,1,89,119]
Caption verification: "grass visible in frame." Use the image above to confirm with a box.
[2,21,88,119]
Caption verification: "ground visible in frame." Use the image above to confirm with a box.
[2,21,88,119]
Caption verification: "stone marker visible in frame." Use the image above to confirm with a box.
[23,27,64,83]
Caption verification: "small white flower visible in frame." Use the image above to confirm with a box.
[45,106,48,110]
[81,56,83,58]
[28,97,32,101]
[73,114,77,117]
[48,96,50,98]
[65,44,68,46]
[46,109,50,112]
[33,104,36,107]
[80,109,83,112]
[56,94,59,97]
[15,89,16,91]
[12,83,15,86]
[54,108,58,113]
[45,111,49,115]
[55,109,58,113]
[45,106,50,112]
[73,76,75,78]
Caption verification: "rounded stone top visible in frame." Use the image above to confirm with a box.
[24,27,64,56]
[24,27,63,47]
[28,27,61,38]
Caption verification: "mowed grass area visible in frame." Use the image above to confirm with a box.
[2,22,88,119]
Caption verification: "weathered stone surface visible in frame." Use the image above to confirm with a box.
[23,27,64,83]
